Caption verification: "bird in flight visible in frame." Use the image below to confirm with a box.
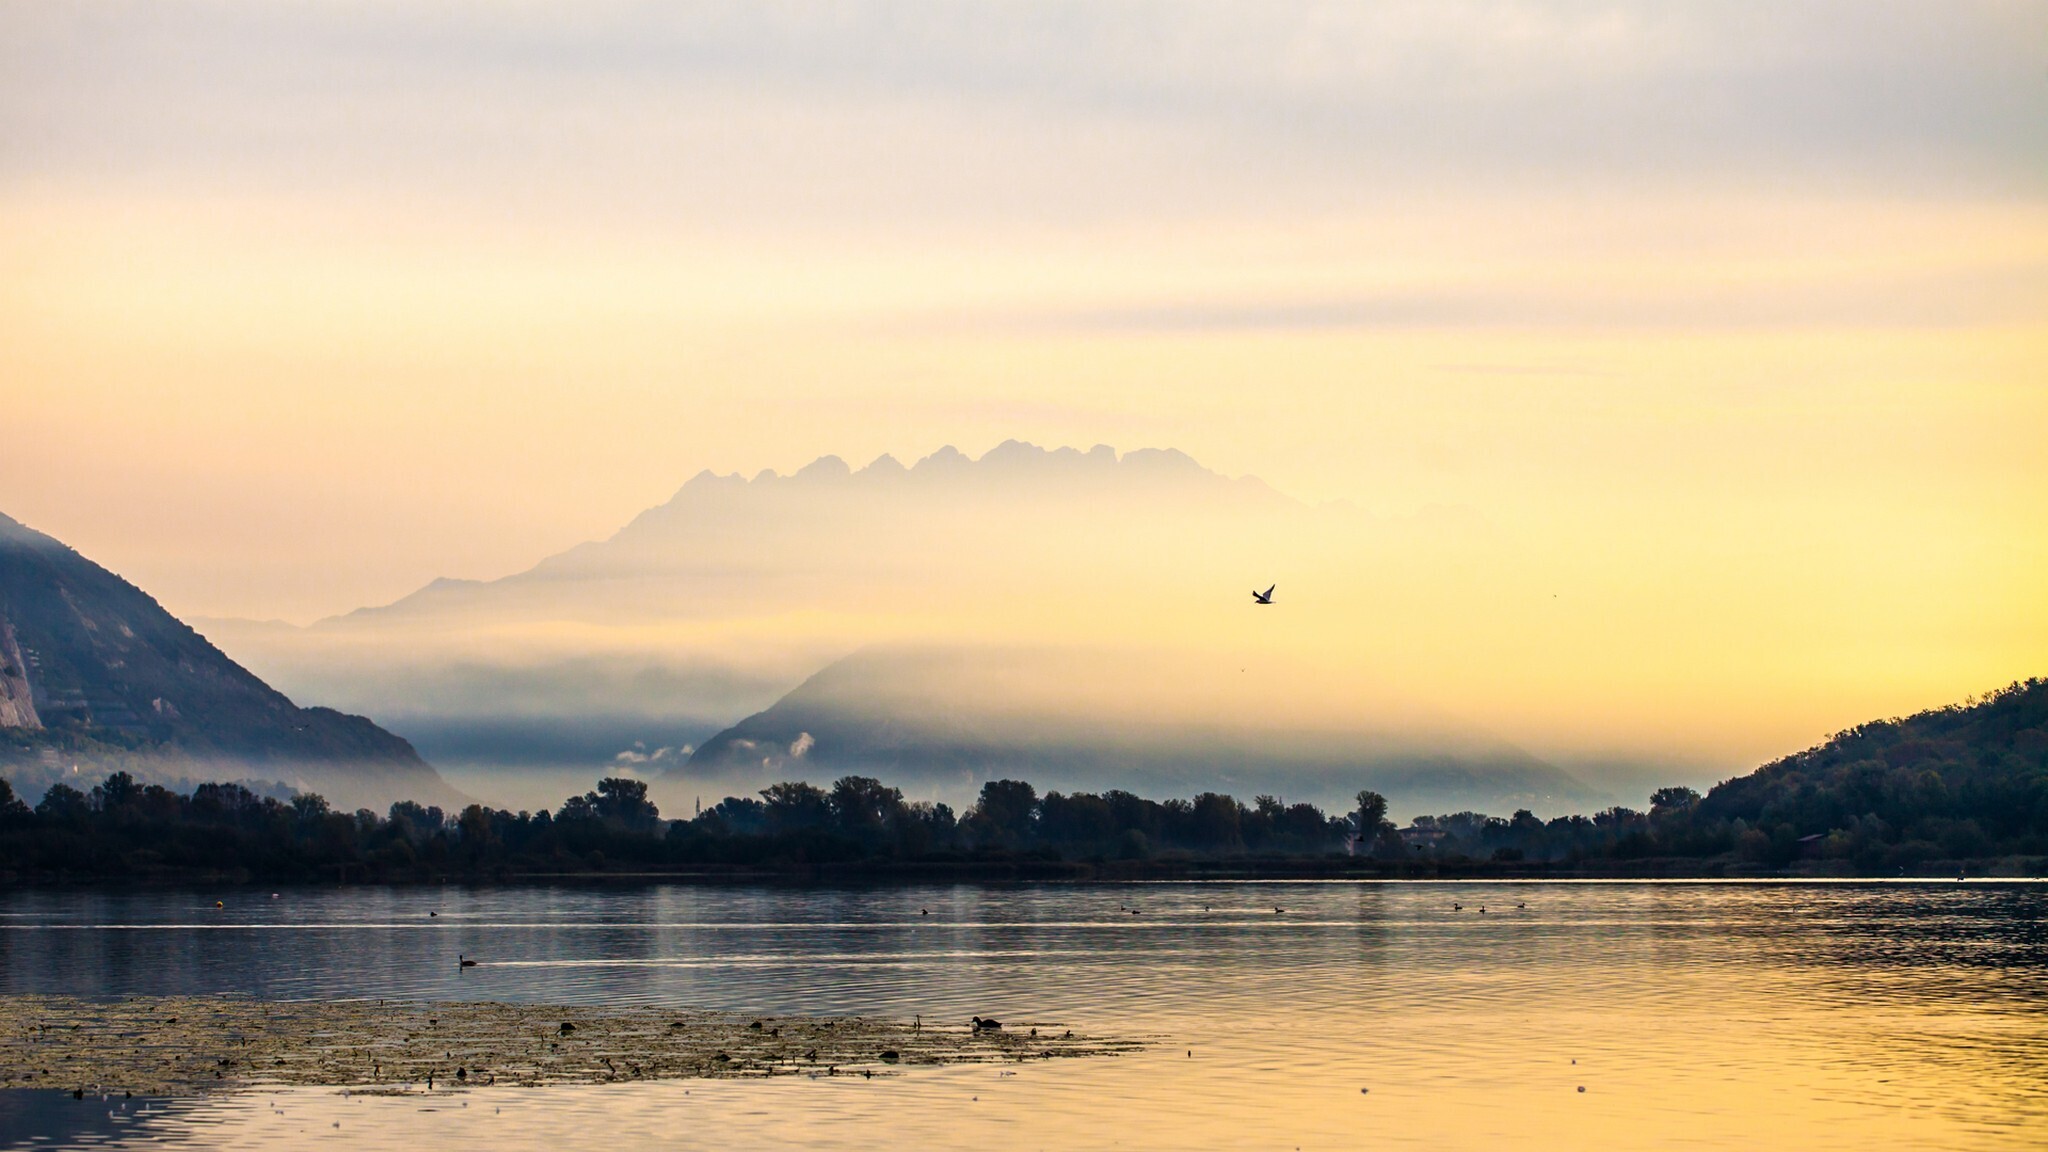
[1252,584,1275,605]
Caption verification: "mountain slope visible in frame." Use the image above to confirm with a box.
[0,512,463,810]
[681,646,1607,817]
[1693,678,2048,855]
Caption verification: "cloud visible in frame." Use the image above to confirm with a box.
[611,743,691,765]
[3,1,2039,227]
[929,259,2048,334]
[789,732,815,759]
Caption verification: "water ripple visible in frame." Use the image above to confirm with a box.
[0,881,2042,1151]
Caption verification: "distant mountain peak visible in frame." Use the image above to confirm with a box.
[794,455,851,482]
[913,445,972,471]
[981,438,1049,464]
[301,437,1298,651]
[1122,446,1202,472]
[650,442,1264,515]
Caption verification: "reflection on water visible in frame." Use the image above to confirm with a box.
[2,882,2043,1150]
[0,1093,202,1149]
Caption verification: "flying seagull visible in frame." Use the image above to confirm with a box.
[1252,584,1275,605]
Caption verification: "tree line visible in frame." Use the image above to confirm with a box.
[0,773,1365,881]
[1,678,2042,881]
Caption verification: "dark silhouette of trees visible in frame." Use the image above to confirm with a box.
[1188,792,1244,852]
[0,777,27,819]
[0,679,2041,881]
[967,779,1038,847]
[760,781,831,833]
[828,776,902,840]
[0,769,1355,880]
[1650,787,1701,815]
[1355,790,1388,832]
[1353,789,1403,857]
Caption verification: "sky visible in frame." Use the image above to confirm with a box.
[3,2,2044,775]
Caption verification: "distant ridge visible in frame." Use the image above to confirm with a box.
[0,511,464,810]
[680,647,1608,818]
[195,440,1515,802]
[332,440,1286,625]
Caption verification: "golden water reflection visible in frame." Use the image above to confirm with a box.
[1,881,2042,1150]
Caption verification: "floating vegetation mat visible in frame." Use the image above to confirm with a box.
[0,995,1143,1095]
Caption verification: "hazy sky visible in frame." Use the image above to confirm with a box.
[3,2,2044,765]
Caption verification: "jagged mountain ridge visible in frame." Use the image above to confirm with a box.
[196,440,1530,809]
[326,440,1290,626]
[203,440,1326,766]
[0,511,463,810]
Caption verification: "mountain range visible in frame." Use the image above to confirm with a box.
[201,441,1610,816]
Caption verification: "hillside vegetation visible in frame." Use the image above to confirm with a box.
[1692,677,2048,865]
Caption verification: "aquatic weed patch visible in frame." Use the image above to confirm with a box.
[0,995,1142,1095]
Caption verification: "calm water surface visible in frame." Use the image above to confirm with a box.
[1,881,2043,1150]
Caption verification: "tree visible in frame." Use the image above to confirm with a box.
[760,781,830,832]
[1189,792,1244,851]
[292,793,332,828]
[35,783,90,822]
[971,779,1038,846]
[389,800,445,841]
[192,783,264,823]
[828,776,903,837]
[1277,802,1336,847]
[593,777,659,827]
[1040,791,1115,848]
[1650,786,1701,815]
[0,777,28,819]
[92,771,140,812]
[1354,790,1389,839]
[457,803,498,847]
[702,796,768,836]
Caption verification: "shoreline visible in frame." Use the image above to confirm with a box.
[3,853,2044,888]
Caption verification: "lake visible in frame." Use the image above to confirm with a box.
[2,881,2043,1150]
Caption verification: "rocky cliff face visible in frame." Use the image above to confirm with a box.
[0,511,464,810]
[0,618,39,729]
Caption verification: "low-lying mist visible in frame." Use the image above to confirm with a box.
[201,442,1770,808]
